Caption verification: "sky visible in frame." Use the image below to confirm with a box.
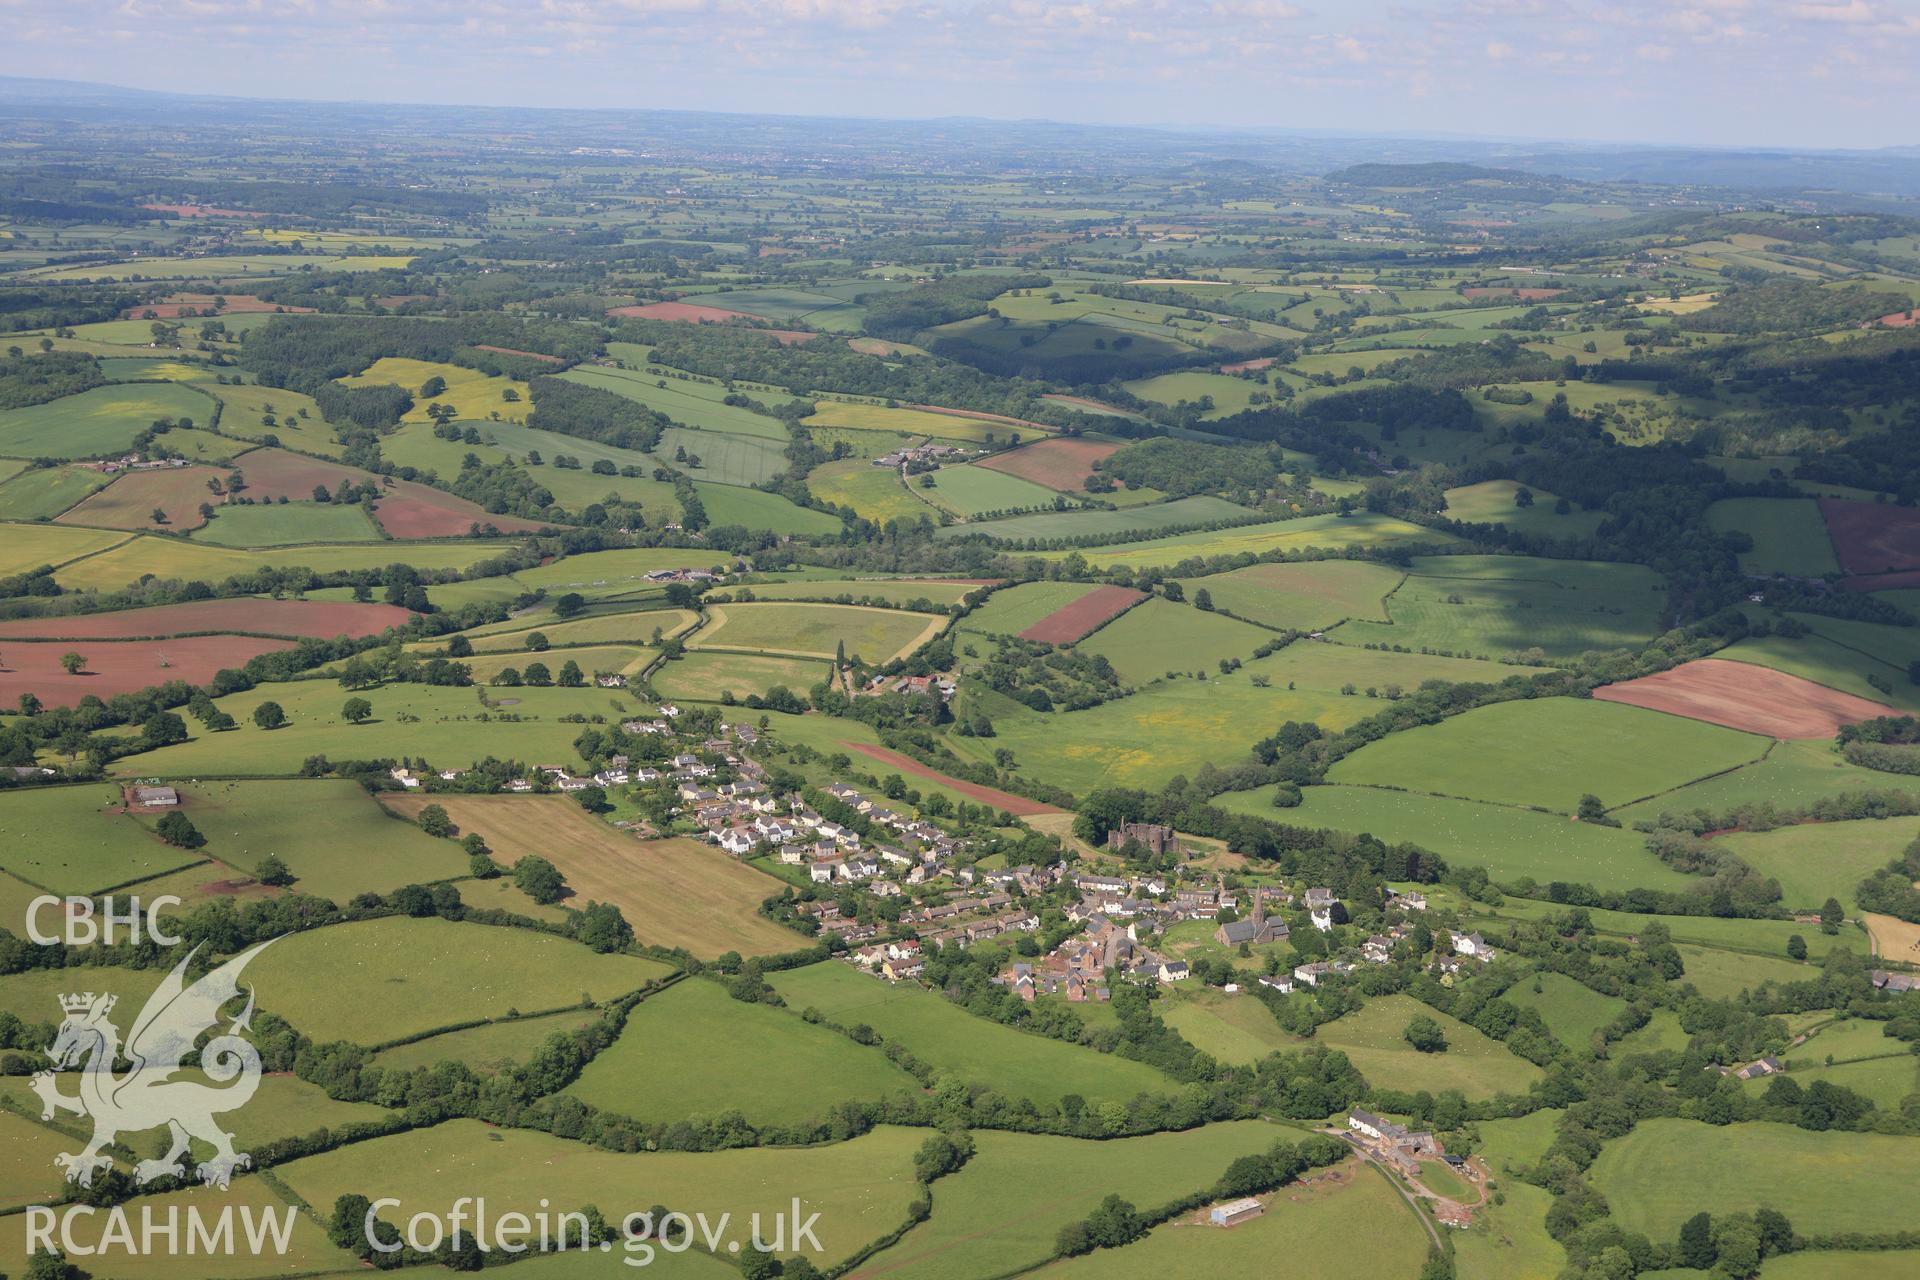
[2,0,1917,150]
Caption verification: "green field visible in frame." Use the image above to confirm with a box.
[568,978,921,1126]
[922,460,1059,516]
[0,383,214,459]
[158,779,472,902]
[562,363,796,439]
[1674,943,1822,999]
[856,1121,1294,1280]
[1031,511,1448,569]
[339,356,529,425]
[1612,737,1918,824]
[206,381,342,456]
[1716,631,1920,712]
[0,1175,357,1279]
[1460,895,1862,960]
[0,783,205,894]
[934,493,1251,543]
[1314,993,1544,1099]
[807,457,936,525]
[1444,479,1606,540]
[769,960,1176,1105]
[1716,815,1920,914]
[1123,368,1270,417]
[1326,697,1769,812]
[1176,559,1403,631]
[694,480,845,535]
[1588,1119,1920,1238]
[371,1008,601,1074]
[658,423,790,486]
[466,607,698,651]
[0,463,111,518]
[1160,987,1308,1064]
[55,534,502,591]
[279,1120,927,1268]
[1333,555,1668,661]
[1461,1111,1568,1280]
[249,916,669,1044]
[1041,1162,1427,1280]
[1707,497,1842,576]
[112,681,632,777]
[1078,596,1273,684]
[952,642,1520,798]
[652,649,829,701]
[1216,783,1689,892]
[748,576,985,607]
[191,500,382,545]
[1504,973,1629,1048]
[693,601,943,663]
[1761,1253,1920,1280]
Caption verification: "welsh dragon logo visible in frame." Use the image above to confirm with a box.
[30,941,273,1190]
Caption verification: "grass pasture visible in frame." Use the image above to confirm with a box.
[381,795,802,957]
[112,680,625,776]
[921,461,1059,517]
[0,784,205,895]
[1032,511,1446,569]
[1715,815,1920,914]
[1444,479,1606,539]
[1077,596,1273,684]
[1327,697,1769,812]
[338,356,529,424]
[1504,973,1629,1048]
[1040,1164,1427,1280]
[747,577,987,608]
[0,383,213,459]
[806,457,933,525]
[249,916,670,1044]
[1160,987,1307,1064]
[1707,497,1842,576]
[568,978,921,1126]
[1314,993,1544,1099]
[1214,783,1689,892]
[693,601,944,663]
[960,580,1114,637]
[855,1122,1316,1280]
[1333,555,1667,662]
[370,1008,601,1074]
[652,649,828,702]
[1588,1119,1920,1239]
[935,494,1251,543]
[164,779,470,902]
[770,960,1175,1105]
[191,500,381,545]
[561,363,794,439]
[1176,559,1402,631]
[0,463,111,518]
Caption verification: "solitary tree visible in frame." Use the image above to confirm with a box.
[417,804,454,837]
[1403,1015,1449,1053]
[342,697,373,724]
[253,701,286,730]
[59,652,85,675]
[155,811,204,849]
[1819,897,1844,932]
[255,854,295,887]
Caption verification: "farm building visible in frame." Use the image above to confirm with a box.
[1208,1197,1263,1227]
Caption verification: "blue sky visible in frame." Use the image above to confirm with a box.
[4,0,1916,149]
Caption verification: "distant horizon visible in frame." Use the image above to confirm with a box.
[3,0,1917,152]
[0,71,1913,162]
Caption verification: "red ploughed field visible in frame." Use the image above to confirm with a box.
[604,301,817,345]
[0,637,294,708]
[1819,497,1920,576]
[976,438,1121,492]
[0,599,412,641]
[1592,657,1892,739]
[840,742,1063,815]
[1018,585,1148,645]
[229,448,548,538]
